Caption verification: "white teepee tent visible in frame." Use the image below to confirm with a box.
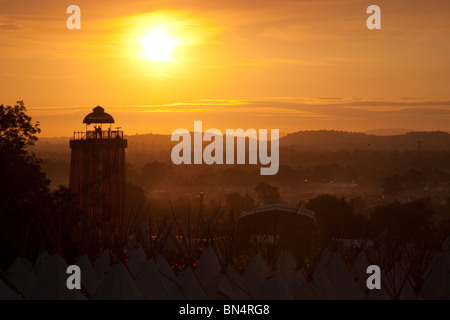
[127,246,147,277]
[28,253,86,300]
[350,251,370,281]
[135,259,168,300]
[93,262,144,300]
[154,254,176,289]
[195,247,221,288]
[93,250,110,282]
[312,265,340,300]
[325,253,363,299]
[7,256,38,298]
[276,250,297,285]
[225,263,252,299]
[256,273,293,300]
[243,254,269,297]
[286,269,307,296]
[163,266,209,300]
[293,280,320,300]
[422,252,450,299]
[33,250,49,276]
[76,255,100,297]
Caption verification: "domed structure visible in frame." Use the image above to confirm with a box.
[83,106,115,125]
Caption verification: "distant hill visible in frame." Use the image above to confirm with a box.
[279,130,450,151]
[32,133,171,153]
[365,128,413,136]
[33,130,450,153]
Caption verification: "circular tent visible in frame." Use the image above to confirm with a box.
[236,204,317,253]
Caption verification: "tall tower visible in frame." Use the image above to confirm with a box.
[69,106,127,254]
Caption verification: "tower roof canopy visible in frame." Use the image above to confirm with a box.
[83,106,115,124]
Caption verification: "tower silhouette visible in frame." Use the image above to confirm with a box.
[69,106,127,255]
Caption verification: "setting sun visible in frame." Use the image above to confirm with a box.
[139,26,178,62]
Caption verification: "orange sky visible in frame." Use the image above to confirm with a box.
[1,0,450,136]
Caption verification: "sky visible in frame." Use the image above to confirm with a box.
[1,0,450,136]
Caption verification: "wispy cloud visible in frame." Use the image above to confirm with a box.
[30,96,450,137]
[31,97,450,119]
[0,24,20,30]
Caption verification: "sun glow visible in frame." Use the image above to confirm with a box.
[139,26,178,62]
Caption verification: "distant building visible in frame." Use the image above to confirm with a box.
[69,106,127,254]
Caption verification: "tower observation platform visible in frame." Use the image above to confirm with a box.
[69,106,127,254]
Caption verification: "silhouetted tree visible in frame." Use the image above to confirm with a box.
[274,165,296,184]
[403,168,425,191]
[254,182,281,205]
[0,101,49,267]
[311,164,341,182]
[39,186,83,261]
[225,192,255,216]
[307,194,353,238]
[0,102,83,267]
[140,161,172,186]
[371,199,434,242]
[215,168,251,186]
[0,101,41,149]
[126,182,148,212]
[381,175,404,197]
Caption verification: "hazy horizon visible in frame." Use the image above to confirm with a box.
[16,98,450,137]
[33,125,450,139]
